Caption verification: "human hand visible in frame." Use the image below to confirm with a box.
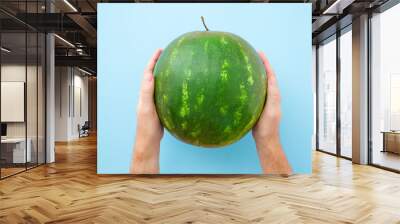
[131,49,163,174]
[252,51,292,175]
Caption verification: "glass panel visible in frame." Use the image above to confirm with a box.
[371,4,400,171]
[38,32,45,165]
[26,0,39,169]
[312,46,317,150]
[0,1,46,178]
[318,37,337,154]
[340,29,352,158]
[27,31,38,169]
[1,31,27,177]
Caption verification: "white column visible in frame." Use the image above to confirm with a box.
[45,0,56,163]
[46,32,55,163]
[352,14,369,164]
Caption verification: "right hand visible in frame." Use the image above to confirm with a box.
[252,51,292,175]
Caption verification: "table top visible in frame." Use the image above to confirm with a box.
[381,131,400,134]
[1,138,29,143]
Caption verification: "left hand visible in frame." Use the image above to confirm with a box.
[131,49,163,174]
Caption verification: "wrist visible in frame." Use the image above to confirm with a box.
[134,136,160,161]
[254,134,292,175]
[130,135,160,174]
[255,134,284,161]
[254,133,280,150]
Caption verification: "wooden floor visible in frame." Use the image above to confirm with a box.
[0,167,26,178]
[1,163,45,178]
[1,135,400,223]
[373,150,400,171]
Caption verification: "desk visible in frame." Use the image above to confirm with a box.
[381,131,400,154]
[1,138,31,163]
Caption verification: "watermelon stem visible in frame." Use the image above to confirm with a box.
[201,16,209,31]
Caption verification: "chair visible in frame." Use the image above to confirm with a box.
[78,121,90,138]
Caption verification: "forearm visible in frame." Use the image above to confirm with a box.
[255,136,292,175]
[130,137,160,174]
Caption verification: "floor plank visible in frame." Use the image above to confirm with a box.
[1,135,400,223]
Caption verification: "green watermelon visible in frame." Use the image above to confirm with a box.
[154,20,267,147]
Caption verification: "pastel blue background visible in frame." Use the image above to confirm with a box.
[98,3,312,174]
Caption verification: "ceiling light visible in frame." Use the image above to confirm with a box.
[1,47,11,53]
[54,34,75,48]
[322,0,354,15]
[323,0,340,14]
[78,67,93,76]
[76,48,84,55]
[63,0,78,12]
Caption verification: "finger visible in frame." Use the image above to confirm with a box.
[144,48,163,75]
[259,51,280,97]
[142,48,162,92]
[258,52,281,120]
[140,49,162,105]
[258,51,278,87]
[266,82,281,110]
[139,75,155,109]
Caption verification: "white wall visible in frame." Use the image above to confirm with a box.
[71,72,89,138]
[55,67,89,141]
[55,67,69,141]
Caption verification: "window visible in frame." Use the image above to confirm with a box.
[371,2,400,171]
[339,28,352,158]
[317,36,337,154]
